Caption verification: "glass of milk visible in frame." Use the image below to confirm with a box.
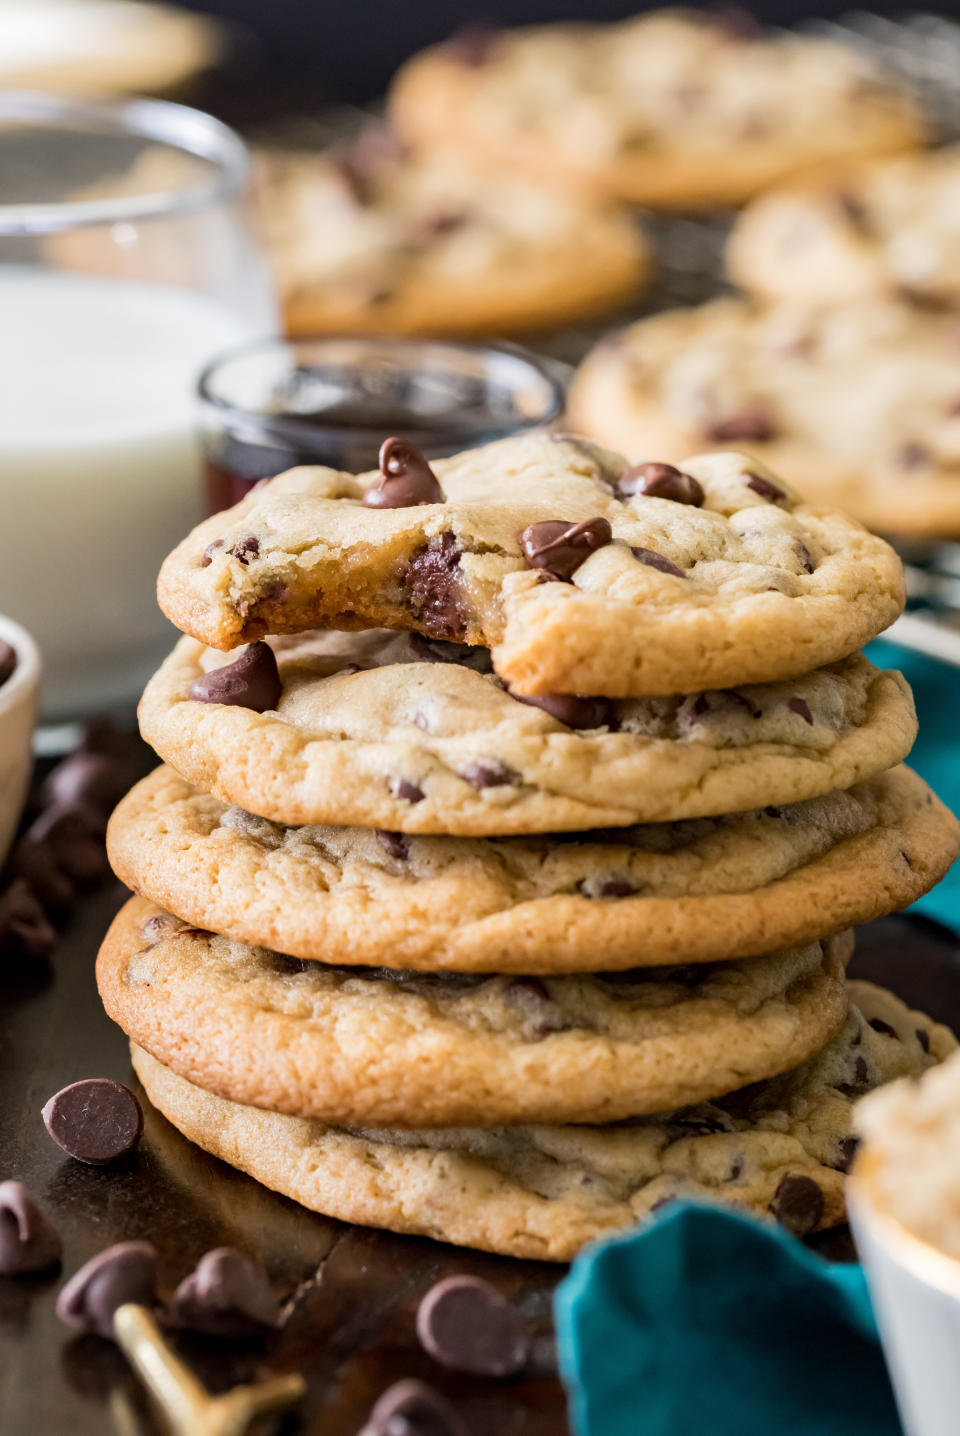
[0,91,277,721]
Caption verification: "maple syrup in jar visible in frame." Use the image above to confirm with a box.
[199,336,564,513]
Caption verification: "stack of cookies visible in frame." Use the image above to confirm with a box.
[99,432,960,1260]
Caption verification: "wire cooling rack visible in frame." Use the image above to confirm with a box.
[248,13,960,665]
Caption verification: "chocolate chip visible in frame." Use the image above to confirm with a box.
[416,1275,529,1377]
[421,210,468,238]
[670,1111,732,1137]
[616,463,704,506]
[630,545,686,578]
[42,1079,143,1165]
[745,473,786,503]
[0,1181,61,1275]
[518,517,612,581]
[359,1379,467,1436]
[409,634,492,672]
[503,977,568,1037]
[12,805,107,908]
[769,1174,824,1236]
[578,874,637,899]
[868,1017,898,1039]
[142,913,178,939]
[365,437,444,509]
[788,697,814,725]
[390,777,425,804]
[404,534,466,640]
[510,690,610,730]
[0,640,16,687]
[459,760,516,790]
[377,830,409,861]
[853,1055,869,1087]
[56,1241,158,1338]
[834,1136,860,1174]
[916,1027,931,1053]
[231,535,260,565]
[169,1247,280,1339]
[896,441,930,471]
[200,539,225,568]
[727,1156,745,1181]
[41,750,133,815]
[443,20,500,64]
[0,879,56,960]
[176,927,214,941]
[189,642,282,712]
[794,541,815,574]
[706,410,776,443]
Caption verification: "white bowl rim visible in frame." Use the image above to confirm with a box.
[0,613,41,717]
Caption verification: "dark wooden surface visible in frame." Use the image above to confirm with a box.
[2,889,960,1436]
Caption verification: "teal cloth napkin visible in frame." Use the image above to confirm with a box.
[868,640,960,931]
[555,1203,901,1436]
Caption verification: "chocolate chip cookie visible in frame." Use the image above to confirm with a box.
[568,299,960,538]
[729,146,960,311]
[388,11,925,210]
[156,433,905,698]
[108,765,955,973]
[99,897,850,1127]
[257,132,649,337]
[130,981,953,1260]
[137,631,915,834]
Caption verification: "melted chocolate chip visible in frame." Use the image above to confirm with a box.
[745,473,787,503]
[404,534,466,640]
[727,1155,746,1181]
[231,535,260,566]
[795,541,815,574]
[170,1247,280,1339]
[868,1017,898,1039]
[0,1181,62,1275]
[578,874,637,899]
[365,437,444,508]
[518,517,613,582]
[377,830,409,861]
[788,697,814,725]
[408,634,492,671]
[390,777,425,804]
[42,1078,143,1165]
[200,539,224,568]
[416,1275,529,1377]
[359,1380,467,1436]
[630,546,686,578]
[616,463,704,507]
[189,642,282,712]
[0,640,16,687]
[459,760,517,790]
[56,1241,158,1338]
[502,978,568,1037]
[916,1027,931,1053]
[834,1136,860,1174]
[769,1173,824,1236]
[510,690,610,730]
[706,410,776,443]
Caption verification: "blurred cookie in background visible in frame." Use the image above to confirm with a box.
[729,146,960,310]
[389,10,926,211]
[253,127,650,336]
[567,297,960,538]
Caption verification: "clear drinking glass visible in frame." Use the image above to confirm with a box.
[198,335,567,512]
[0,91,277,721]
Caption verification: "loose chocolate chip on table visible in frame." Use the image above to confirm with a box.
[770,1174,824,1236]
[0,640,16,687]
[189,642,282,712]
[365,437,444,509]
[0,879,56,960]
[617,462,704,507]
[57,1241,158,1338]
[706,409,776,443]
[42,1078,143,1165]
[0,1181,62,1275]
[518,517,613,581]
[787,697,814,725]
[377,830,410,861]
[510,689,610,730]
[459,760,516,789]
[41,750,132,815]
[14,804,108,906]
[170,1247,280,1339]
[631,546,686,578]
[868,1017,898,1039]
[231,535,260,565]
[404,534,467,641]
[360,1379,467,1436]
[745,473,787,503]
[416,1275,529,1377]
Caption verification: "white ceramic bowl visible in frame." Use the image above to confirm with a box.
[0,614,40,865]
[850,1161,960,1436]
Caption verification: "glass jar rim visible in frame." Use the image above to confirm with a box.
[197,333,568,450]
[0,90,249,236]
